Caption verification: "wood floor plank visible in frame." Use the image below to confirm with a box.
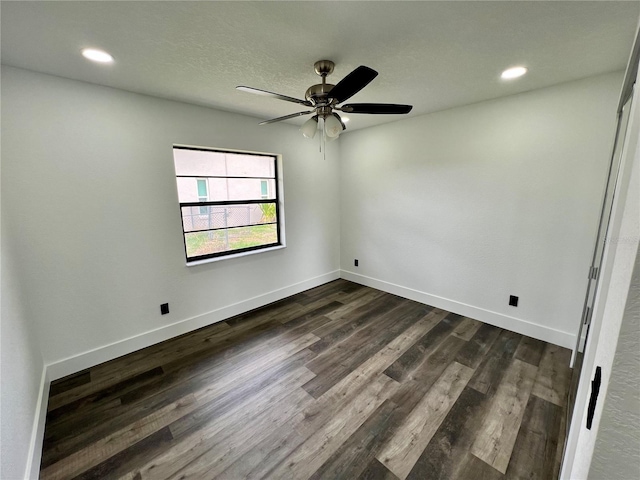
[279,300,343,327]
[531,343,572,407]
[470,358,538,474]
[295,279,353,304]
[467,329,521,395]
[405,386,486,480]
[514,335,547,367]
[70,426,173,480]
[553,403,568,480]
[322,290,384,324]
[391,335,467,414]
[378,361,474,479]
[267,375,398,479]
[223,294,303,326]
[504,394,562,480]
[308,399,399,480]
[384,312,464,383]
[358,458,401,480]
[456,452,504,480]
[49,370,91,397]
[454,323,502,369]
[332,283,376,305]
[292,288,369,316]
[452,317,482,341]
[215,424,307,479]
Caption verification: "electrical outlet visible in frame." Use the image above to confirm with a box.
[160,303,169,315]
[509,295,519,307]
[354,259,359,267]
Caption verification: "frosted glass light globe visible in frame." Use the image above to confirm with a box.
[324,115,343,138]
[300,117,318,138]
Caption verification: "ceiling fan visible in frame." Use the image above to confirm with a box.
[237,60,413,139]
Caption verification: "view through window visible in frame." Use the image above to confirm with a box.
[173,146,281,262]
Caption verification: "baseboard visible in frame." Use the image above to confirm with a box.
[340,270,576,349]
[24,366,49,480]
[46,270,340,380]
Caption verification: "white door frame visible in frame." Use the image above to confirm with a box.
[561,21,640,479]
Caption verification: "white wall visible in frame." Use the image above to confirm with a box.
[1,215,47,479]
[339,72,622,347]
[1,66,340,374]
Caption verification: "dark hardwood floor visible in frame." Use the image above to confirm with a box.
[40,279,571,480]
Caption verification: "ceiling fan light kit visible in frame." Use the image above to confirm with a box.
[237,60,413,142]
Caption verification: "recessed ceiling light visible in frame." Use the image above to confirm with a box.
[81,48,114,63]
[501,66,527,80]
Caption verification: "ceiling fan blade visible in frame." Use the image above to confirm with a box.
[341,103,413,114]
[329,66,378,103]
[237,86,313,107]
[258,110,313,125]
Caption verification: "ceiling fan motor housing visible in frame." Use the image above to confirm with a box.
[305,83,335,107]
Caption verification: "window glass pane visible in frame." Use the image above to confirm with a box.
[181,203,277,232]
[261,180,268,197]
[185,224,278,258]
[176,178,276,202]
[174,148,228,176]
[225,154,274,178]
[218,178,275,201]
[174,149,275,178]
[197,179,207,197]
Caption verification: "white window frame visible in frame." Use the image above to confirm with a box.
[173,144,286,265]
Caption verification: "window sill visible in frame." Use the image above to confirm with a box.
[185,244,286,267]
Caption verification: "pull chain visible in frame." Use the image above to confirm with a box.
[323,132,326,161]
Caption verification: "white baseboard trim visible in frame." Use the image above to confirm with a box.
[340,270,576,349]
[24,366,49,480]
[46,270,340,380]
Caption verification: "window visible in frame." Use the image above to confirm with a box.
[173,146,282,263]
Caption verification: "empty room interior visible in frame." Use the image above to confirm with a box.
[2,2,640,480]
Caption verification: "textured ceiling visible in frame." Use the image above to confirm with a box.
[1,1,639,132]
